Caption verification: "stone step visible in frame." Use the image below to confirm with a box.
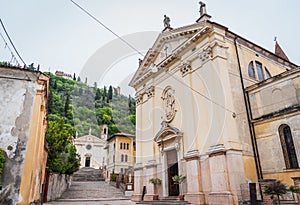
[136,200,191,205]
[72,168,104,181]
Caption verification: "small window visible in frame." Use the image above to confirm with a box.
[127,143,129,150]
[120,143,122,149]
[125,155,128,162]
[121,154,124,162]
[248,61,255,78]
[279,124,299,169]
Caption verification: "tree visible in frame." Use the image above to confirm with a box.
[264,180,287,205]
[0,148,5,175]
[95,88,101,101]
[108,85,113,100]
[103,86,107,101]
[64,94,70,117]
[63,145,81,174]
[45,119,79,174]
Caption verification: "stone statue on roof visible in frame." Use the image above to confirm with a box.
[163,15,171,28]
[199,1,207,16]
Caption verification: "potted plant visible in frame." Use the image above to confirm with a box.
[149,178,161,200]
[172,175,186,200]
[263,180,287,205]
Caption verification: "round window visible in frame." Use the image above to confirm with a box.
[86,144,92,150]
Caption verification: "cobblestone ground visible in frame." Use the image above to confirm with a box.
[44,181,136,205]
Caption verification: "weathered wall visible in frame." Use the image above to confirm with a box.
[0,66,49,205]
[46,174,71,202]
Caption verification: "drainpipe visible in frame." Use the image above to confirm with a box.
[234,37,263,180]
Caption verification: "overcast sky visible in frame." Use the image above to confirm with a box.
[1,0,299,95]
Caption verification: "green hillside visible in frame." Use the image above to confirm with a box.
[46,72,136,137]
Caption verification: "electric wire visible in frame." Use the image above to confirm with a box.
[0,31,20,66]
[70,0,144,57]
[0,18,26,67]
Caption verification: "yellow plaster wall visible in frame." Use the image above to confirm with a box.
[19,74,49,205]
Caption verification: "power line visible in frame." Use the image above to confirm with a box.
[0,31,20,65]
[70,0,144,57]
[0,18,26,67]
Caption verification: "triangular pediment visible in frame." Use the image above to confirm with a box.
[74,134,105,144]
[129,21,213,88]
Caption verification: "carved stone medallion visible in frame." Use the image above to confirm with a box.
[162,87,176,122]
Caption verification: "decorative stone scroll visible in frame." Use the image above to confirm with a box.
[135,86,155,106]
[179,61,192,76]
[145,86,155,99]
[199,46,212,61]
[135,94,143,106]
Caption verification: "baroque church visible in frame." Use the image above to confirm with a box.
[74,125,108,169]
[129,2,300,205]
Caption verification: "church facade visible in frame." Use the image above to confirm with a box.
[129,4,300,205]
[74,125,108,169]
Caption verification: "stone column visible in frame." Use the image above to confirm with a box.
[131,163,143,202]
[184,150,205,205]
[207,145,233,205]
[259,179,276,205]
[292,177,300,205]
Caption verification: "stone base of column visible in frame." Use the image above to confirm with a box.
[185,192,205,205]
[131,194,142,202]
[143,194,155,201]
[208,192,234,205]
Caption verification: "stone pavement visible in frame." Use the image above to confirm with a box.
[44,181,136,205]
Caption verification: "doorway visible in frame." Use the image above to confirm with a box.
[85,157,91,167]
[166,149,179,196]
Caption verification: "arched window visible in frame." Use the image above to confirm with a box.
[104,128,107,134]
[120,143,123,149]
[127,143,129,150]
[248,61,255,78]
[121,154,124,162]
[265,67,271,79]
[125,155,128,162]
[279,124,299,169]
[248,61,272,81]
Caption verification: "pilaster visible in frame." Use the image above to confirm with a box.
[207,144,234,205]
[131,163,144,202]
[184,150,205,205]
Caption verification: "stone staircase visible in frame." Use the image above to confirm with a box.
[72,167,104,181]
[137,200,191,205]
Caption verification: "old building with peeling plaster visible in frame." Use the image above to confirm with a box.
[0,65,49,205]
